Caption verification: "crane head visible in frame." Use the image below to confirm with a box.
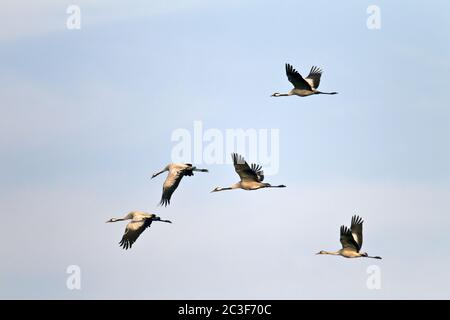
[152,216,172,223]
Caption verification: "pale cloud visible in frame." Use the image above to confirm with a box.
[0,0,244,41]
[0,0,64,41]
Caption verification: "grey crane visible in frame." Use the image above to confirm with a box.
[152,163,208,206]
[317,215,382,259]
[271,63,337,97]
[211,153,286,192]
[106,211,171,250]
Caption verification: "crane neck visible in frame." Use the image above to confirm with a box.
[321,250,340,255]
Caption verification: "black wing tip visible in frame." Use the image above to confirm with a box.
[159,198,170,207]
[232,153,246,165]
[310,65,323,74]
[250,163,260,170]
[351,215,364,225]
[285,63,298,75]
[250,163,264,181]
[286,63,296,72]
[119,239,132,250]
[341,225,353,235]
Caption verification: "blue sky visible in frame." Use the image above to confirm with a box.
[0,0,449,299]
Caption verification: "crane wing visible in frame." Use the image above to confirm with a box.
[232,153,263,182]
[159,164,200,206]
[305,66,322,89]
[350,215,364,250]
[339,225,360,251]
[285,63,312,90]
[119,219,152,250]
[250,163,264,182]
[160,168,184,206]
